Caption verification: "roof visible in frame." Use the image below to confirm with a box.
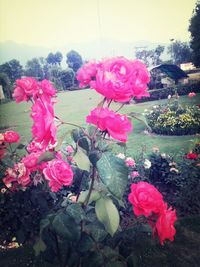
[150,64,188,80]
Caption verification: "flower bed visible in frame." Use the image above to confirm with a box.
[145,99,200,135]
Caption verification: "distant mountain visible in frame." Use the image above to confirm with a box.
[0,40,169,66]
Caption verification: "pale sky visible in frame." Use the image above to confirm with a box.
[0,0,197,47]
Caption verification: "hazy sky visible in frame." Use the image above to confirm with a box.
[0,0,197,47]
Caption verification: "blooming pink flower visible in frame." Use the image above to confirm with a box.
[131,171,139,179]
[155,207,177,245]
[86,107,132,142]
[66,145,74,153]
[43,159,73,192]
[26,140,46,153]
[13,77,38,102]
[188,92,196,98]
[4,131,20,143]
[125,157,135,167]
[38,79,57,97]
[22,152,43,172]
[31,95,57,147]
[78,57,150,102]
[77,61,99,88]
[128,181,166,217]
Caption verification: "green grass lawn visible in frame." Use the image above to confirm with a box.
[0,90,200,158]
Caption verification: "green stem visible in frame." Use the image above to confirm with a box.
[84,167,96,207]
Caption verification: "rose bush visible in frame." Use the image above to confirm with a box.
[0,58,178,266]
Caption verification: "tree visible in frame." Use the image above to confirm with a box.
[46,52,63,65]
[0,59,23,84]
[135,45,164,67]
[59,68,75,89]
[46,53,55,65]
[189,2,200,67]
[167,40,192,65]
[25,58,45,80]
[66,50,83,72]
[55,52,63,65]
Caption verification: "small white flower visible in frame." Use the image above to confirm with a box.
[144,159,151,169]
[161,153,167,159]
[168,95,171,99]
[117,153,125,159]
[153,105,158,108]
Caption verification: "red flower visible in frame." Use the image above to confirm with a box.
[185,153,198,160]
[4,131,20,143]
[128,182,166,217]
[155,207,177,245]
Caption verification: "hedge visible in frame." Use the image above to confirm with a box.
[135,82,200,103]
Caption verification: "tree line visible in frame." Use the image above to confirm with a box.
[0,1,199,99]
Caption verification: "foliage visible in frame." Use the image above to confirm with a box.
[66,50,83,72]
[145,99,200,135]
[135,45,164,67]
[167,40,192,65]
[0,59,23,84]
[25,57,46,80]
[0,58,181,266]
[135,82,200,103]
[46,52,63,65]
[189,2,200,67]
[59,68,75,89]
[144,149,200,216]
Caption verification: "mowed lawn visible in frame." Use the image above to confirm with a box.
[0,89,200,158]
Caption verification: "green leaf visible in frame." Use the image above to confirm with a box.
[85,221,108,242]
[77,233,94,253]
[95,196,120,236]
[73,147,91,171]
[97,152,128,199]
[52,212,80,241]
[37,151,55,164]
[71,128,84,142]
[78,190,101,204]
[16,143,26,150]
[66,203,86,223]
[78,136,91,152]
[89,150,102,167]
[33,238,46,256]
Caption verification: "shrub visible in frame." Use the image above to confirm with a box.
[135,82,200,103]
[145,100,200,135]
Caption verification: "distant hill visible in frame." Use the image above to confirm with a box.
[0,40,169,66]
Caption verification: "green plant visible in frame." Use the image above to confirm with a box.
[145,99,200,135]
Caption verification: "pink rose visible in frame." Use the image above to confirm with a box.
[78,57,150,102]
[188,92,196,98]
[27,140,46,153]
[125,157,135,167]
[77,61,99,88]
[31,95,57,147]
[13,77,38,102]
[22,152,43,172]
[155,207,177,245]
[128,182,166,217]
[43,159,73,192]
[4,131,20,143]
[38,80,57,97]
[86,107,132,142]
